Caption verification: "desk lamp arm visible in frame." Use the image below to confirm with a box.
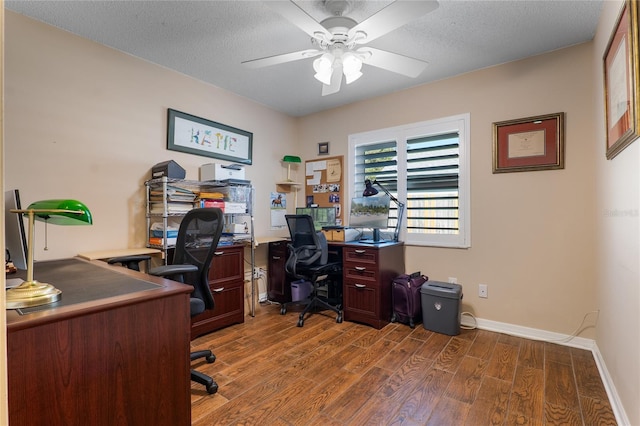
[370,180,405,242]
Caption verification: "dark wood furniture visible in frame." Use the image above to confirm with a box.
[6,258,192,426]
[267,240,292,303]
[267,240,404,329]
[342,242,404,329]
[191,243,245,338]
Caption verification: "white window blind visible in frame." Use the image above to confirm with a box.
[349,114,470,248]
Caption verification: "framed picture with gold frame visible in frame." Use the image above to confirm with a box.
[603,0,640,160]
[492,112,565,173]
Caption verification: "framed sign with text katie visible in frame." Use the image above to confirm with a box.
[166,108,253,165]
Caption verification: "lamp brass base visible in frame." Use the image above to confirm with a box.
[6,280,62,309]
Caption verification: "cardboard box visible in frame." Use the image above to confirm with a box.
[331,229,345,242]
[200,163,245,181]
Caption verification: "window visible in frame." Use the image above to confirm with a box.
[348,114,470,248]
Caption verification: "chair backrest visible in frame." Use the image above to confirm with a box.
[285,214,328,278]
[172,207,224,310]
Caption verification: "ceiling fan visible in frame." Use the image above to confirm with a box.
[242,0,439,96]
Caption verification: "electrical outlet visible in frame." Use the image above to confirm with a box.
[448,277,457,284]
[479,284,488,298]
[253,267,261,279]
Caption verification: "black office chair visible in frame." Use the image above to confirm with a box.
[284,214,342,327]
[108,208,224,394]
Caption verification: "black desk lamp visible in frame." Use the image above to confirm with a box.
[363,179,405,242]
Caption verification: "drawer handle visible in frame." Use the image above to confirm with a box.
[272,256,281,260]
[214,251,224,256]
[212,287,225,293]
[354,249,366,254]
[355,284,366,288]
[355,266,366,271]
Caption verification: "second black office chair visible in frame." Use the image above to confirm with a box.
[108,207,224,394]
[284,214,342,327]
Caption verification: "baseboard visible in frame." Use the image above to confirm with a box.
[591,343,630,426]
[460,315,629,424]
[460,315,594,349]
[259,292,267,303]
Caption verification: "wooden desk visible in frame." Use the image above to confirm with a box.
[267,240,405,329]
[6,258,192,426]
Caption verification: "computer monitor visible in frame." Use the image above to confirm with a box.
[295,207,337,231]
[5,189,28,270]
[348,195,391,243]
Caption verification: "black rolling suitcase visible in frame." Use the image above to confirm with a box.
[391,272,428,328]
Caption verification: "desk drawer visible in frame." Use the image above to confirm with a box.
[343,262,378,283]
[343,280,379,317]
[343,247,378,265]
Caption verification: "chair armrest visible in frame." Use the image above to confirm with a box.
[107,255,152,272]
[148,264,198,278]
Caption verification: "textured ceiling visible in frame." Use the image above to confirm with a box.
[5,0,604,117]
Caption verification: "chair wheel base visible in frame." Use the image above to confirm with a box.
[337,314,343,323]
[206,382,219,394]
[206,354,216,363]
[297,318,304,327]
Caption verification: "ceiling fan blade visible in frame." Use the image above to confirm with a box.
[322,65,343,96]
[348,0,439,44]
[242,49,322,68]
[267,1,332,41]
[358,47,428,78]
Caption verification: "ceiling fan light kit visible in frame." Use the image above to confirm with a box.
[244,0,439,96]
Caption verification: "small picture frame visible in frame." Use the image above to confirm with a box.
[318,141,329,155]
[492,112,565,173]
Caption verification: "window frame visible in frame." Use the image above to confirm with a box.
[348,113,471,248]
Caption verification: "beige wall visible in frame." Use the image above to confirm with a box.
[298,43,598,338]
[593,1,640,424]
[4,11,297,265]
[4,5,639,424]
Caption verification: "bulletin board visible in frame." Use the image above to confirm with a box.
[305,155,344,225]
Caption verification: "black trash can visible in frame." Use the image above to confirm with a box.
[420,281,463,335]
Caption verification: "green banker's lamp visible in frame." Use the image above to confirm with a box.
[282,155,301,182]
[7,199,93,309]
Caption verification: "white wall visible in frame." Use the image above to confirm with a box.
[593,1,640,424]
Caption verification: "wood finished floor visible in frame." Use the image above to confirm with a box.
[190,303,616,426]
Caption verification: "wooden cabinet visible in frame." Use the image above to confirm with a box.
[342,242,404,329]
[191,244,244,338]
[267,240,292,303]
